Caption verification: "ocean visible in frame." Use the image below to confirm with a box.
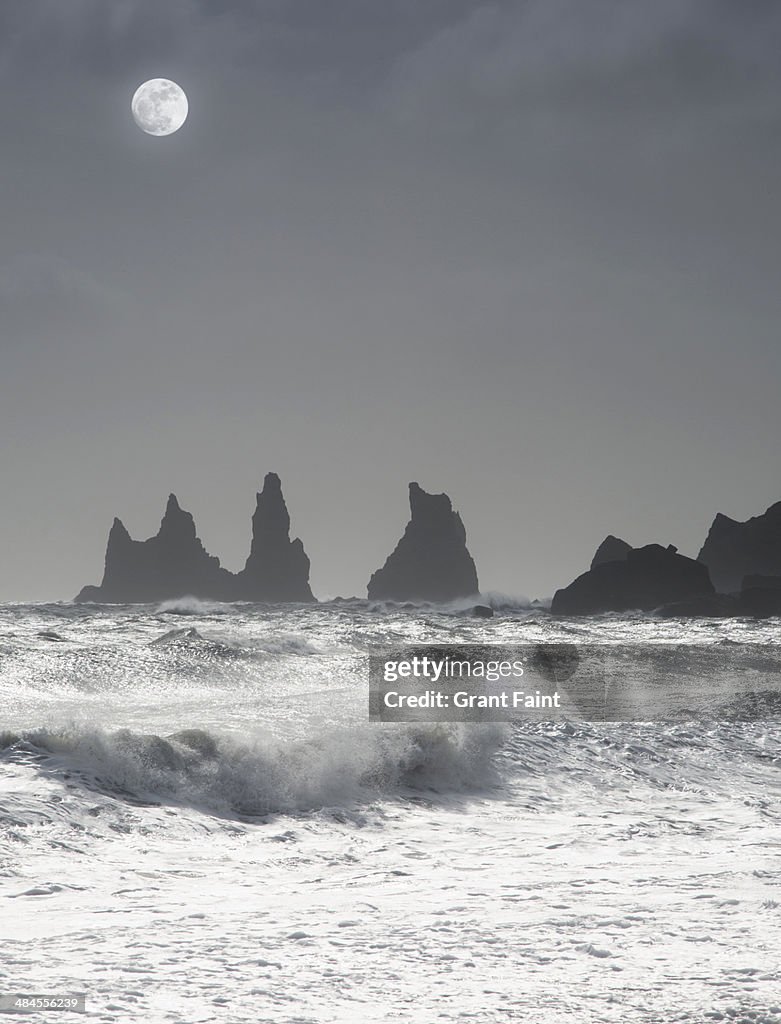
[1,599,779,1023]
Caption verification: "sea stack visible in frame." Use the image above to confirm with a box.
[234,472,314,602]
[551,543,714,616]
[698,501,781,593]
[367,482,479,602]
[75,494,232,603]
[75,474,315,603]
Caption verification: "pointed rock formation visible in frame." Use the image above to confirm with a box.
[367,482,479,602]
[75,494,232,603]
[75,475,314,603]
[551,544,714,616]
[590,535,632,570]
[698,501,781,593]
[234,473,314,602]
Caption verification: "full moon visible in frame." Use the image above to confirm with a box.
[131,79,188,137]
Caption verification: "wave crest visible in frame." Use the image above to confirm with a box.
[156,597,229,616]
[1,721,506,818]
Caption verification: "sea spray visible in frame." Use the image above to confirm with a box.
[0,720,508,817]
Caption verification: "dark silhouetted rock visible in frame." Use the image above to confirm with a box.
[551,544,714,616]
[737,574,781,617]
[75,474,315,604]
[657,575,781,619]
[75,495,232,603]
[741,574,781,592]
[737,585,781,618]
[698,502,781,593]
[471,604,494,618]
[234,473,314,602]
[150,626,206,646]
[590,535,632,570]
[367,482,479,602]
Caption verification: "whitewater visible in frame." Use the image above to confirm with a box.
[0,599,779,1023]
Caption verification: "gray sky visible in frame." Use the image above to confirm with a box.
[1,0,780,602]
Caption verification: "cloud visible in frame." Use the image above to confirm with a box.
[0,0,456,85]
[385,0,781,129]
[0,1,264,80]
[3,0,780,104]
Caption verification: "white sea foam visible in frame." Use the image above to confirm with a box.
[1,720,505,817]
[0,602,779,1023]
[156,596,230,615]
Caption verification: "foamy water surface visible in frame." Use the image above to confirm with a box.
[1,600,779,1023]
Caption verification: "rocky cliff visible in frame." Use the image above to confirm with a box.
[367,482,479,602]
[551,543,714,616]
[698,501,781,593]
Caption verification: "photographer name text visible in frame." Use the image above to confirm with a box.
[382,689,562,710]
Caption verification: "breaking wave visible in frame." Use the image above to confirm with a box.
[0,721,507,819]
[148,626,318,659]
[156,597,232,616]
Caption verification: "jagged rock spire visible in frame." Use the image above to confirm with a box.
[367,482,479,602]
[76,493,231,603]
[235,472,314,601]
[75,475,315,603]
